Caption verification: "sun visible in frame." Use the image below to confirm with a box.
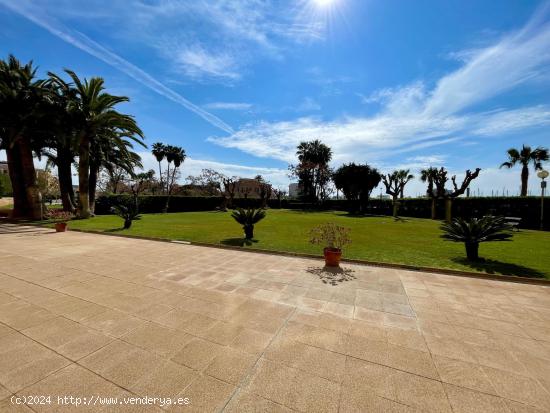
[313,0,336,7]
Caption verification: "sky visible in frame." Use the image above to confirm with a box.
[1,0,549,196]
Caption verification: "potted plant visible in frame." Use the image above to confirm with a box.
[309,223,352,267]
[46,210,74,232]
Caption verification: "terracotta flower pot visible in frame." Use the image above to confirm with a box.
[323,247,342,267]
[55,222,68,232]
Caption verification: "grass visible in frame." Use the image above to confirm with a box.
[61,209,550,279]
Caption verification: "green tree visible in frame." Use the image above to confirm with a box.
[382,169,414,217]
[0,55,47,219]
[151,142,166,194]
[290,140,332,202]
[63,70,144,218]
[500,145,549,196]
[333,163,381,213]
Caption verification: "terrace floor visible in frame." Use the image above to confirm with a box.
[0,223,550,412]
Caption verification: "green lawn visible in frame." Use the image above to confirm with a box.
[64,209,550,279]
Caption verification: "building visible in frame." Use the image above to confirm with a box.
[0,161,9,175]
[234,178,272,198]
[289,183,300,198]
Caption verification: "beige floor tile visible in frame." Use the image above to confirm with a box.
[444,383,511,413]
[346,334,389,365]
[204,348,257,385]
[393,370,452,412]
[197,321,245,345]
[22,317,113,360]
[122,322,193,358]
[169,374,235,413]
[0,399,35,412]
[171,338,224,370]
[424,334,478,363]
[282,321,348,353]
[339,388,414,413]
[80,309,148,338]
[386,326,428,352]
[229,328,274,355]
[264,336,346,383]
[387,344,439,379]
[343,357,397,400]
[348,319,387,342]
[433,354,496,394]
[131,359,197,398]
[483,366,550,411]
[224,390,293,413]
[0,301,56,330]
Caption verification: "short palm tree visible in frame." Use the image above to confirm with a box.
[440,216,513,261]
[500,145,549,196]
[231,208,266,239]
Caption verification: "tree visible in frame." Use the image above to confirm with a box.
[231,208,266,239]
[500,145,549,196]
[420,167,439,219]
[63,70,144,218]
[151,142,166,194]
[422,167,481,222]
[186,168,223,196]
[257,176,272,208]
[382,169,414,217]
[163,145,186,212]
[221,176,238,210]
[289,140,332,203]
[273,188,286,208]
[0,55,46,219]
[441,216,513,261]
[333,163,381,213]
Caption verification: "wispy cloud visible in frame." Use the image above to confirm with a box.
[0,0,234,134]
[203,102,253,111]
[210,5,550,163]
[171,43,241,82]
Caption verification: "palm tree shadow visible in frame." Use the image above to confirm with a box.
[306,266,357,285]
[451,257,545,278]
[105,227,126,233]
[221,238,258,247]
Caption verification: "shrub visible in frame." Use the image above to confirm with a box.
[45,210,73,222]
[111,199,141,229]
[231,208,266,239]
[440,216,514,261]
[309,223,352,251]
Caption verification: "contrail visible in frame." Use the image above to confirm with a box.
[0,1,235,134]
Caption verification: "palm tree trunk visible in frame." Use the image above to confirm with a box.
[521,165,529,196]
[17,137,43,220]
[57,148,75,212]
[465,242,479,261]
[78,134,91,218]
[431,198,436,220]
[445,198,452,222]
[5,144,27,218]
[88,162,99,215]
[158,162,163,195]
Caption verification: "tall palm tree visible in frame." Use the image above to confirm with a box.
[163,145,186,212]
[64,70,143,218]
[0,55,47,219]
[420,167,439,219]
[151,142,166,194]
[500,145,549,196]
[295,139,332,202]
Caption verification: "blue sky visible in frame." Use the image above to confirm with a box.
[1,0,549,195]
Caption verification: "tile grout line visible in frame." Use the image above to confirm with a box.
[218,306,299,413]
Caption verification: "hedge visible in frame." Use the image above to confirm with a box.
[94,195,549,230]
[0,173,12,197]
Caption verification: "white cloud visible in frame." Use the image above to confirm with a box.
[210,6,550,164]
[172,44,241,82]
[202,102,253,111]
[0,0,235,134]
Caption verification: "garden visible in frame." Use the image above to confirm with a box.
[65,209,550,279]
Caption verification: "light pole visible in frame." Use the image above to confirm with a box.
[538,170,549,231]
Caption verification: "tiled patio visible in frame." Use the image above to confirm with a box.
[0,223,550,412]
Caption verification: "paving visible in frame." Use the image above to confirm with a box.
[0,223,549,412]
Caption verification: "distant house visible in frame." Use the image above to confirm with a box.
[0,161,9,175]
[289,183,300,198]
[235,178,272,198]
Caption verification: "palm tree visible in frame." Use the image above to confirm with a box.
[0,55,46,219]
[231,208,266,239]
[500,145,549,196]
[295,140,332,202]
[163,145,185,212]
[441,216,513,261]
[64,70,143,218]
[151,142,166,194]
[420,167,439,219]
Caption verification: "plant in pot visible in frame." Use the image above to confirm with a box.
[231,207,266,239]
[440,216,513,261]
[46,210,74,232]
[309,223,351,267]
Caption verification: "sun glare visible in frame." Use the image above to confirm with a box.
[313,0,336,7]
